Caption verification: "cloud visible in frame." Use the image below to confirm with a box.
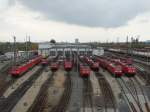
[0,0,15,11]
[0,0,150,42]
[18,0,150,28]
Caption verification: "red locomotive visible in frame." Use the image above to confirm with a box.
[10,55,42,77]
[91,62,99,72]
[97,58,123,77]
[50,62,59,72]
[126,58,133,65]
[84,56,99,72]
[64,60,73,72]
[107,63,123,77]
[79,64,91,77]
[41,58,49,66]
[119,57,133,65]
[114,59,136,76]
[97,58,108,69]
[84,57,93,65]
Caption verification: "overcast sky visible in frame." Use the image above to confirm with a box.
[0,0,150,42]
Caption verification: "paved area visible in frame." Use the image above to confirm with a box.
[11,68,51,112]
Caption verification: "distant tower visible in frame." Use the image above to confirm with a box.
[75,38,79,43]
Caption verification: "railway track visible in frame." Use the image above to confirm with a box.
[0,76,16,97]
[0,58,27,74]
[82,78,94,112]
[0,64,17,97]
[132,77,150,112]
[116,78,139,112]
[0,65,42,97]
[117,77,149,112]
[0,61,12,73]
[0,59,39,97]
[50,73,72,112]
[28,73,53,112]
[0,61,15,96]
[106,50,150,63]
[0,67,44,112]
[135,64,150,85]
[96,73,116,112]
[106,51,150,85]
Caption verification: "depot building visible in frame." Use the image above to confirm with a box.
[38,42,93,57]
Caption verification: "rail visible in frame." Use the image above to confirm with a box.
[50,73,72,112]
[96,73,116,112]
[0,67,44,112]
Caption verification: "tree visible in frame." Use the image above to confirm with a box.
[50,39,56,44]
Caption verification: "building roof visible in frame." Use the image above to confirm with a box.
[38,42,91,49]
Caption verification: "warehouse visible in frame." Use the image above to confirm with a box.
[38,42,94,57]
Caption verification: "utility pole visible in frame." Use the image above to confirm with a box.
[28,36,31,59]
[131,37,134,57]
[13,36,17,66]
[25,35,28,60]
[126,36,129,55]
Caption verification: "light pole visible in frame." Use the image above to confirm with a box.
[28,36,31,59]
[13,36,17,66]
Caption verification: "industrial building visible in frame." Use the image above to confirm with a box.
[38,42,104,57]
